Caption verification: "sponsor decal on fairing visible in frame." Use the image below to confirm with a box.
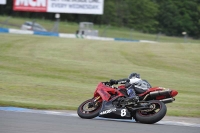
[100,108,116,115]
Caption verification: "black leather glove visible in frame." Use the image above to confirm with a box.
[110,79,118,85]
[126,79,130,82]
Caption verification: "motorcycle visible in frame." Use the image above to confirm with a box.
[77,80,178,124]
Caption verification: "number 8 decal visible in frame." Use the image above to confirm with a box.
[121,109,126,116]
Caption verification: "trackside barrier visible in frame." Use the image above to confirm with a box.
[0,27,156,43]
[85,36,114,41]
[34,31,59,37]
[0,27,9,33]
[9,29,33,34]
[59,33,76,38]
[114,38,139,42]
[140,40,157,43]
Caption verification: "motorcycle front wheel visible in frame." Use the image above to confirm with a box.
[135,100,167,124]
[77,98,102,119]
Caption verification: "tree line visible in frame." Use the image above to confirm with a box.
[0,0,200,38]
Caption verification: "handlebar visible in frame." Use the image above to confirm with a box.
[102,81,111,86]
[102,81,116,87]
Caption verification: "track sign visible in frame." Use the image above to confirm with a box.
[47,0,104,14]
[13,0,104,15]
[13,0,47,12]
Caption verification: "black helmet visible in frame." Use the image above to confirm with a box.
[128,73,140,79]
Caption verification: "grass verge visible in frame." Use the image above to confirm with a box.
[0,33,200,117]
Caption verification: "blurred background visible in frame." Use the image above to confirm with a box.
[0,0,200,42]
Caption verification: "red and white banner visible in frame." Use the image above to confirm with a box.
[0,0,7,5]
[13,0,47,12]
[13,0,104,14]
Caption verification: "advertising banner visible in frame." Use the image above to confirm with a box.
[13,0,47,12]
[0,0,6,5]
[13,0,104,15]
[47,0,104,14]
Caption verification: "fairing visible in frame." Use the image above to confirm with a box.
[138,87,164,97]
[99,101,132,119]
[93,82,124,101]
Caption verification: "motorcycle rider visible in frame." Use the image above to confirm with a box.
[110,73,151,103]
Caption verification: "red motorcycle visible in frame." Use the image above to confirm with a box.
[77,80,178,124]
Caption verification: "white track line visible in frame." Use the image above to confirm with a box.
[0,107,199,128]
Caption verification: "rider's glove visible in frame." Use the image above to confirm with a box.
[110,79,118,85]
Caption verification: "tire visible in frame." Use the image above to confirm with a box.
[135,100,167,124]
[77,99,102,119]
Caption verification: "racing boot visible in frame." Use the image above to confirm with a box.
[126,86,139,105]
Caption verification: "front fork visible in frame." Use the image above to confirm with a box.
[88,96,101,108]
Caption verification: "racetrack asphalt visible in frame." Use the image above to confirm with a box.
[0,107,200,133]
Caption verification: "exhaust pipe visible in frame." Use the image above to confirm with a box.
[149,90,171,97]
[160,98,175,104]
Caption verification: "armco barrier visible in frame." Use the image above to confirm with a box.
[34,31,59,37]
[114,38,139,42]
[59,33,76,38]
[0,27,156,43]
[0,27,9,33]
[0,27,115,41]
[9,29,33,34]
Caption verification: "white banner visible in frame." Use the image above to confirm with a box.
[13,0,104,14]
[47,0,104,14]
[0,0,6,5]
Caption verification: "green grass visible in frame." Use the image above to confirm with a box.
[0,15,200,43]
[0,33,200,117]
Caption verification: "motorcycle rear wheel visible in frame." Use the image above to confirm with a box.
[135,100,167,124]
[77,98,102,119]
